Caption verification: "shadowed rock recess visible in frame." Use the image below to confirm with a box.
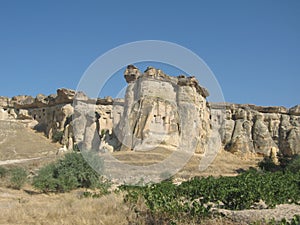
[0,65,299,161]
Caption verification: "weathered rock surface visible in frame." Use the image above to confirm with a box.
[0,66,299,159]
[212,103,300,157]
[289,104,300,116]
[0,108,9,120]
[118,65,210,153]
[0,97,10,108]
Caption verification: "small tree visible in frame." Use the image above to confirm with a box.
[10,167,27,189]
[33,152,107,193]
[32,163,59,192]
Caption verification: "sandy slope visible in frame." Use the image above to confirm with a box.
[0,120,59,161]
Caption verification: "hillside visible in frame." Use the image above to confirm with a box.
[0,120,59,164]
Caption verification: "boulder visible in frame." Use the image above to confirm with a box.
[54,88,75,104]
[17,109,32,120]
[34,94,49,107]
[124,65,141,83]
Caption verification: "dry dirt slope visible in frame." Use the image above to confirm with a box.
[0,120,59,162]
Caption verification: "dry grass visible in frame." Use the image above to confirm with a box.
[1,186,234,225]
[112,147,261,179]
[0,187,132,225]
[112,147,173,166]
[176,149,261,179]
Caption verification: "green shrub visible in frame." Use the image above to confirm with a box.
[0,166,7,178]
[32,163,59,192]
[73,144,80,152]
[33,152,108,193]
[52,131,64,143]
[259,154,300,173]
[10,167,27,189]
[258,157,280,172]
[285,155,300,173]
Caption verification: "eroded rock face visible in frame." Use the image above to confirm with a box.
[0,108,9,120]
[0,97,10,108]
[117,65,210,153]
[0,88,75,110]
[289,105,300,116]
[0,65,299,159]
[227,108,254,155]
[211,103,300,157]
[252,113,278,156]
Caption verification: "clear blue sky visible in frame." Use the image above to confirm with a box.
[0,0,299,107]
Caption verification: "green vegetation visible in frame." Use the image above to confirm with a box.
[121,168,300,224]
[258,157,280,172]
[52,130,64,143]
[279,215,300,225]
[33,152,109,193]
[100,129,108,138]
[285,155,300,173]
[251,215,300,225]
[10,167,27,189]
[0,166,7,178]
[259,154,300,173]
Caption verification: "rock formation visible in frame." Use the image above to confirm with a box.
[0,66,299,162]
[115,65,210,153]
[211,103,300,158]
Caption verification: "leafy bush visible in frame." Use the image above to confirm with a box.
[121,169,300,223]
[258,157,280,172]
[32,163,60,192]
[52,131,64,143]
[285,155,300,173]
[0,166,7,178]
[33,152,108,193]
[10,167,27,189]
[259,154,300,173]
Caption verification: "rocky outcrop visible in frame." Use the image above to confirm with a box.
[289,105,300,116]
[212,103,300,157]
[0,88,75,111]
[0,66,299,160]
[117,65,210,153]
